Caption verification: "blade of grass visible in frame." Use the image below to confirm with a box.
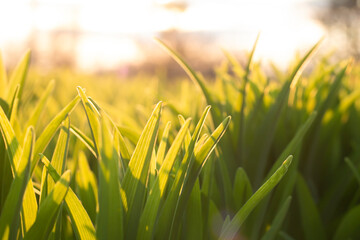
[96,114,124,240]
[295,173,326,240]
[0,127,34,240]
[24,80,55,131]
[24,170,71,240]
[219,156,293,240]
[136,118,191,240]
[0,100,38,233]
[260,196,292,240]
[122,102,162,239]
[6,51,30,102]
[32,95,80,173]
[169,116,231,239]
[75,151,98,223]
[155,106,211,239]
[156,121,171,170]
[42,156,96,240]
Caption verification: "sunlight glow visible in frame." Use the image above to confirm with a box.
[0,0,325,70]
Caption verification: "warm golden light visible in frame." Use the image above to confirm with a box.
[0,0,325,70]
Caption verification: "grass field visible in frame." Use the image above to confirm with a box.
[1,39,360,239]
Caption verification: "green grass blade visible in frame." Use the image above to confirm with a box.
[237,33,260,163]
[345,157,360,187]
[75,151,98,223]
[296,174,326,240]
[96,114,123,240]
[219,156,293,240]
[47,118,70,193]
[137,118,190,240]
[247,40,321,186]
[156,121,171,170]
[267,111,317,178]
[122,102,161,239]
[77,87,101,156]
[33,95,80,173]
[6,51,30,102]
[42,156,96,240]
[333,204,360,240]
[0,101,38,233]
[117,125,140,146]
[0,127,34,240]
[183,178,203,240]
[155,39,223,126]
[170,116,231,239]
[24,170,70,240]
[24,80,55,131]
[233,167,253,211]
[261,196,292,240]
[70,125,96,157]
[155,106,211,239]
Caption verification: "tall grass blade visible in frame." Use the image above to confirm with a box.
[6,51,30,102]
[169,116,231,239]
[0,127,34,240]
[295,174,326,240]
[75,151,98,223]
[136,118,190,240]
[219,156,292,240]
[96,114,123,240]
[42,156,96,240]
[24,80,55,131]
[155,106,211,239]
[333,204,360,240]
[122,102,162,239]
[261,196,292,240]
[24,170,70,240]
[33,95,80,173]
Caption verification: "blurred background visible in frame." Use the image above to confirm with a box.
[0,0,359,76]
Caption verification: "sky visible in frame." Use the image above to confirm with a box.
[0,0,327,70]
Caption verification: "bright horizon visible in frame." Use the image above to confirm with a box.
[0,0,326,71]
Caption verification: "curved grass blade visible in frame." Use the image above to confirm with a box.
[260,196,292,240]
[0,127,34,240]
[42,156,96,240]
[33,95,80,173]
[296,174,326,240]
[24,170,70,240]
[333,204,360,240]
[24,79,55,131]
[96,114,123,240]
[233,167,253,211]
[156,121,171,170]
[183,178,203,240]
[345,157,360,187]
[169,116,231,239]
[0,102,38,233]
[237,33,260,163]
[136,118,191,240]
[117,125,140,146]
[6,51,31,102]
[219,156,293,240]
[247,40,321,186]
[70,125,96,157]
[47,118,70,193]
[155,106,211,239]
[77,87,101,155]
[75,151,98,223]
[122,102,162,239]
[155,39,223,126]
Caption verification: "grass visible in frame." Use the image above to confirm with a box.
[0,37,360,239]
